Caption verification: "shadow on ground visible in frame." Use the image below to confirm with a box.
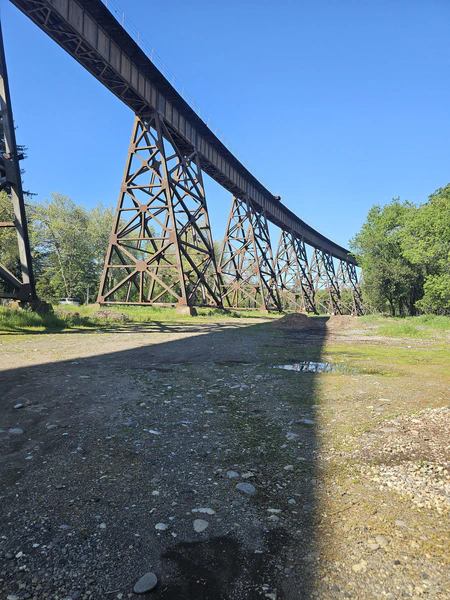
[0,318,327,599]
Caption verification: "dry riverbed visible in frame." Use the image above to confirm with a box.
[0,315,448,599]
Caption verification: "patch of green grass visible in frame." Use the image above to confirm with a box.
[377,321,433,339]
[326,344,450,366]
[0,303,281,333]
[359,314,383,324]
[360,314,450,338]
[413,314,450,331]
[0,306,91,332]
[54,303,280,322]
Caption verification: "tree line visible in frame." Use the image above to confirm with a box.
[350,185,450,315]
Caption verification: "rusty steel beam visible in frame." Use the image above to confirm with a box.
[308,249,364,315]
[309,248,343,315]
[0,21,35,302]
[335,260,357,314]
[344,261,365,315]
[273,230,366,316]
[274,230,306,313]
[274,229,318,314]
[97,112,221,308]
[218,196,281,312]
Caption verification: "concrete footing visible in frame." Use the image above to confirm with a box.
[175,305,197,316]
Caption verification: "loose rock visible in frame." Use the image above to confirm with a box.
[193,519,209,533]
[227,470,239,478]
[236,482,256,495]
[133,572,158,594]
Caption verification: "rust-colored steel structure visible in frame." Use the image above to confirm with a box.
[274,230,316,314]
[309,247,344,315]
[0,21,35,302]
[218,196,280,312]
[8,0,365,314]
[337,260,365,315]
[98,113,221,308]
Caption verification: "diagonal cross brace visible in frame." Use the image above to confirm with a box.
[274,229,316,313]
[98,112,221,307]
[218,195,281,312]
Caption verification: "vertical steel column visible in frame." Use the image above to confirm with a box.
[334,260,365,315]
[309,248,342,314]
[98,113,221,307]
[274,229,316,313]
[335,260,356,314]
[274,229,305,312]
[346,261,364,315]
[0,22,35,302]
[218,196,281,312]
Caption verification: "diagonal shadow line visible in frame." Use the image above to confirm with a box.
[0,318,327,599]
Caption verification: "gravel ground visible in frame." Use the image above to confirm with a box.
[358,407,450,513]
[0,316,448,599]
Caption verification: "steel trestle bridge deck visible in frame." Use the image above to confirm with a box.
[10,0,355,265]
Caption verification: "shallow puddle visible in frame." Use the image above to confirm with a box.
[272,361,360,374]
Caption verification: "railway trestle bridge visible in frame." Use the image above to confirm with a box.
[1,0,363,315]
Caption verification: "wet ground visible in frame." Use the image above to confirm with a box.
[0,316,449,599]
[272,361,361,374]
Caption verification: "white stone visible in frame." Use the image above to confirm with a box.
[192,508,216,515]
[193,519,209,533]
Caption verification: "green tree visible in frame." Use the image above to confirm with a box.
[350,199,421,315]
[401,185,450,314]
[29,193,113,302]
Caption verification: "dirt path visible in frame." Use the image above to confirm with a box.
[0,316,448,599]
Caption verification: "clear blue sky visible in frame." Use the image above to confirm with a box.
[3,0,450,250]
